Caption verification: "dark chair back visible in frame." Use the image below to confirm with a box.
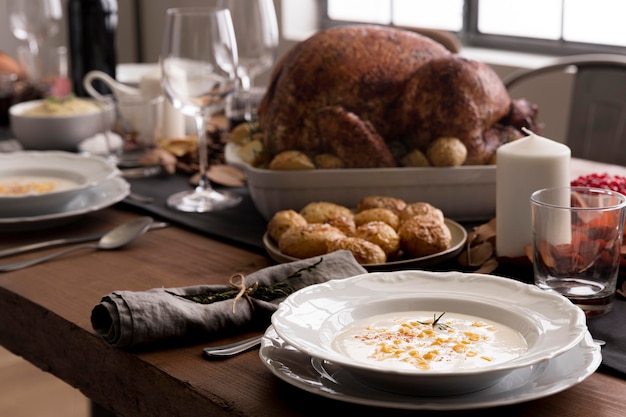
[504,54,626,165]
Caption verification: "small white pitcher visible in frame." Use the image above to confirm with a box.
[83,70,142,102]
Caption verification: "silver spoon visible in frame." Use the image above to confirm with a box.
[202,335,263,359]
[0,216,154,272]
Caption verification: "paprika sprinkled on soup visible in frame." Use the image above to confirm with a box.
[332,312,527,371]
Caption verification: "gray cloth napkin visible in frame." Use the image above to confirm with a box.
[91,250,367,349]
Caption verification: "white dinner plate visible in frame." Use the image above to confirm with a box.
[260,326,601,411]
[271,270,587,396]
[263,218,467,272]
[0,151,119,216]
[0,176,130,232]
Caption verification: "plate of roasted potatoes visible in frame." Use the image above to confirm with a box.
[264,196,467,271]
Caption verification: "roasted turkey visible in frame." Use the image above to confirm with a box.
[257,25,539,167]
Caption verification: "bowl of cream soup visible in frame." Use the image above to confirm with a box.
[10,98,114,151]
[271,270,588,395]
[0,151,119,216]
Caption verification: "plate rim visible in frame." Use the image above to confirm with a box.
[259,325,601,411]
[263,218,467,271]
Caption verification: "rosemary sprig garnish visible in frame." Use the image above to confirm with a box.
[418,312,452,331]
[166,258,323,305]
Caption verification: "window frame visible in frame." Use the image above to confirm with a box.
[320,0,626,56]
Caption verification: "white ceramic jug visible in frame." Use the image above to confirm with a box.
[83,70,185,139]
[83,70,142,102]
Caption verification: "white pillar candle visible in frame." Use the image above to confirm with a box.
[139,70,186,140]
[495,129,571,258]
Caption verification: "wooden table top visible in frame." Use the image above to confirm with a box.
[1,157,626,417]
[1,207,625,417]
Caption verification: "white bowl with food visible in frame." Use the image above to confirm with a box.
[271,270,588,396]
[9,97,114,151]
[0,151,119,216]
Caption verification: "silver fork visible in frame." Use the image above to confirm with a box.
[202,335,263,359]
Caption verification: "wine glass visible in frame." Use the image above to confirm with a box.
[218,0,279,122]
[160,7,242,212]
[8,0,62,81]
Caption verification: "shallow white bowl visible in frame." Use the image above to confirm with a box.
[0,151,119,215]
[225,143,496,222]
[10,99,114,151]
[271,270,587,396]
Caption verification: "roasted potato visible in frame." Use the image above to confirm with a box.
[299,201,354,224]
[399,202,445,225]
[327,237,387,265]
[354,221,401,258]
[353,208,400,230]
[268,150,315,170]
[267,210,308,242]
[356,196,407,215]
[278,223,345,258]
[398,217,452,257]
[426,136,467,167]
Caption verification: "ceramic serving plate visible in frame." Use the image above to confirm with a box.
[263,218,467,272]
[0,151,119,216]
[271,270,587,396]
[260,326,601,410]
[225,143,496,222]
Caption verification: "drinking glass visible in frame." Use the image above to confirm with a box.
[531,186,626,317]
[8,0,62,81]
[218,0,279,122]
[160,7,242,212]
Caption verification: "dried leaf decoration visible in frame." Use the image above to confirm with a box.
[457,219,497,272]
[139,148,178,174]
[475,258,499,274]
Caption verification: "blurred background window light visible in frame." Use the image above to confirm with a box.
[327,0,391,24]
[477,0,562,40]
[563,0,626,47]
[325,0,626,52]
[392,0,463,31]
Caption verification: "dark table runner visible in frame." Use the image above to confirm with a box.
[119,174,267,253]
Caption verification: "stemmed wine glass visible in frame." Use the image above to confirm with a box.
[160,7,242,212]
[218,0,279,122]
[7,0,62,81]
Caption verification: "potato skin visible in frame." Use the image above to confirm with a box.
[323,215,357,236]
[426,136,467,167]
[278,223,345,259]
[398,217,452,257]
[327,237,387,265]
[354,221,400,258]
[267,210,308,242]
[399,202,445,225]
[401,149,431,167]
[269,150,315,170]
[354,208,400,230]
[356,196,407,215]
[299,201,354,224]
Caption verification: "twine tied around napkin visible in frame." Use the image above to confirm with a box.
[90,250,367,349]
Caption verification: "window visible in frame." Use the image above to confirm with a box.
[322,0,626,55]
